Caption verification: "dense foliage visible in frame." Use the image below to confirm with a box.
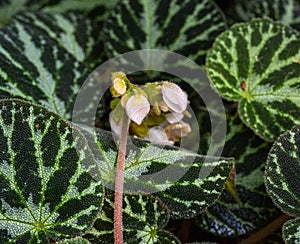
[0,0,299,243]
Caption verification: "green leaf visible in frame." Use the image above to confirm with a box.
[13,12,103,66]
[84,194,180,244]
[227,0,300,31]
[79,127,233,219]
[265,125,300,217]
[0,99,104,243]
[57,237,91,244]
[0,12,91,119]
[103,0,226,65]
[283,218,300,244]
[194,107,281,237]
[0,0,26,27]
[265,125,300,243]
[206,19,300,141]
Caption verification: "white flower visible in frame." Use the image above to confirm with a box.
[166,112,184,124]
[162,82,188,113]
[146,126,173,144]
[125,95,150,125]
[109,111,122,134]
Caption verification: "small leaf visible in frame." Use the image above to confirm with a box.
[207,19,300,141]
[103,0,226,65]
[283,218,300,244]
[0,99,104,242]
[265,125,300,217]
[84,194,180,244]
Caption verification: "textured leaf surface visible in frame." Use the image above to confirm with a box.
[283,218,300,244]
[207,19,300,141]
[84,194,180,244]
[103,0,226,65]
[58,237,91,244]
[0,99,103,243]
[79,127,233,219]
[194,107,280,237]
[227,0,300,30]
[265,125,300,216]
[0,12,91,119]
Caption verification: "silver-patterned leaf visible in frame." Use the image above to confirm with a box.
[195,108,281,237]
[84,194,180,244]
[227,0,300,31]
[0,99,104,243]
[283,218,300,244]
[265,125,300,216]
[265,125,300,243]
[0,12,91,120]
[58,237,92,244]
[78,126,233,219]
[206,19,300,141]
[103,0,226,65]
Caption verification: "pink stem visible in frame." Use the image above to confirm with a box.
[114,114,130,244]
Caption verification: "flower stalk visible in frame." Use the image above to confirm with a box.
[114,112,130,244]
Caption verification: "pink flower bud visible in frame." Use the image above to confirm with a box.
[162,82,188,113]
[125,95,150,125]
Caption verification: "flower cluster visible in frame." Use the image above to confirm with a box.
[109,72,191,144]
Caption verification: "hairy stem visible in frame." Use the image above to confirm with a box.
[114,114,130,244]
[239,214,293,244]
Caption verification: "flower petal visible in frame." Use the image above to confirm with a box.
[109,111,122,135]
[125,95,150,125]
[162,82,188,113]
[146,126,172,144]
[166,112,184,123]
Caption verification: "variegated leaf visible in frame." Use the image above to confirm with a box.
[227,0,300,30]
[265,125,300,216]
[265,125,300,243]
[195,108,281,236]
[0,12,91,120]
[0,99,104,243]
[206,19,300,141]
[283,218,300,244]
[84,194,180,244]
[103,0,226,65]
[58,237,91,244]
[78,126,233,219]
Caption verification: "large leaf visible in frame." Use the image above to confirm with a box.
[265,125,300,243]
[13,12,103,67]
[84,194,180,243]
[227,0,300,31]
[103,0,226,65]
[0,99,104,243]
[194,107,281,237]
[206,19,300,141]
[58,237,91,244]
[0,12,91,120]
[78,126,233,219]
